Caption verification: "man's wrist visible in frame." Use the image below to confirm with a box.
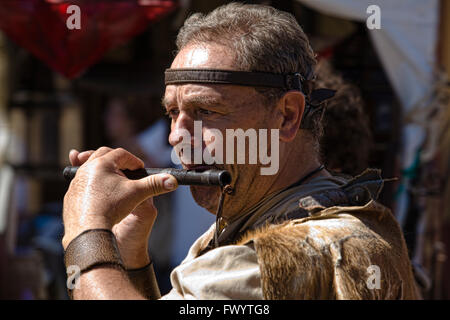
[73,266,144,300]
[121,247,151,270]
[62,217,113,250]
[64,229,125,299]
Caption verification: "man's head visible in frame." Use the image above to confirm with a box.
[163,3,322,219]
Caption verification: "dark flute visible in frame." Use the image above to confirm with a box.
[63,166,232,187]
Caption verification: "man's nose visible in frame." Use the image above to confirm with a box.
[168,112,196,147]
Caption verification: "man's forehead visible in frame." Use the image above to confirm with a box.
[163,43,244,106]
[163,83,249,106]
[164,42,316,107]
[171,46,210,69]
[171,43,236,70]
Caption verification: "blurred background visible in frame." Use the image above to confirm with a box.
[0,0,449,299]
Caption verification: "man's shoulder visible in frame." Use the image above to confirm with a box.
[237,199,396,247]
[236,200,418,299]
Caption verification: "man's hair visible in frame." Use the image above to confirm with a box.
[176,3,320,141]
[315,60,373,176]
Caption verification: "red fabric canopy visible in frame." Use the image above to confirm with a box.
[0,0,177,78]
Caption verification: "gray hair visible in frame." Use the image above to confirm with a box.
[176,3,322,145]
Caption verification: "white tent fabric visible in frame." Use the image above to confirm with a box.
[297,0,440,224]
[297,0,439,112]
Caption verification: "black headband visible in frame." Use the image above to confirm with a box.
[165,68,308,93]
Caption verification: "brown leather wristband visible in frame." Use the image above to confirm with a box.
[64,229,125,299]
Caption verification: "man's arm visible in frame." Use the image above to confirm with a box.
[73,267,144,300]
[62,147,178,300]
[126,263,161,299]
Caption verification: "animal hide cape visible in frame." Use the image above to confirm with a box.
[236,199,420,299]
[163,169,420,300]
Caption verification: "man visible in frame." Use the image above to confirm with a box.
[62,3,419,299]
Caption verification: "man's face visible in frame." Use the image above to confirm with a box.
[163,43,279,218]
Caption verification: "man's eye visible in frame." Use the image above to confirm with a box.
[198,109,215,115]
[166,109,179,118]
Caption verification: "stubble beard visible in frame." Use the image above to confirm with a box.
[189,185,222,214]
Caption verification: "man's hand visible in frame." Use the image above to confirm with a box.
[62,147,178,269]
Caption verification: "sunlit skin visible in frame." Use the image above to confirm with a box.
[163,42,328,221]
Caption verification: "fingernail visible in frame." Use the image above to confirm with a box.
[163,175,177,190]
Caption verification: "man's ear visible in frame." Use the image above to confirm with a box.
[277,91,305,142]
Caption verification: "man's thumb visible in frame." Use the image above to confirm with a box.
[134,173,178,199]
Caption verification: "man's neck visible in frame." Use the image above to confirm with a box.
[262,160,327,202]
[223,156,328,223]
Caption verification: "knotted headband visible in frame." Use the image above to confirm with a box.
[164,68,336,126]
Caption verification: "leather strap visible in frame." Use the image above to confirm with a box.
[64,229,125,299]
[165,68,306,92]
[64,229,124,272]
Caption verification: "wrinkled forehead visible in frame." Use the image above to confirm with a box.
[164,83,225,105]
[163,82,260,110]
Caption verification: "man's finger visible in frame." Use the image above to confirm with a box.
[85,146,114,163]
[69,149,80,166]
[103,148,144,171]
[77,150,95,164]
[131,173,178,201]
[131,198,157,219]
[133,198,156,214]
[69,149,96,166]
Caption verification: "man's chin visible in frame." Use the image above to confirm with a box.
[190,185,221,214]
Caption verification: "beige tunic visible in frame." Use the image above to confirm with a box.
[161,171,420,300]
[161,223,263,299]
